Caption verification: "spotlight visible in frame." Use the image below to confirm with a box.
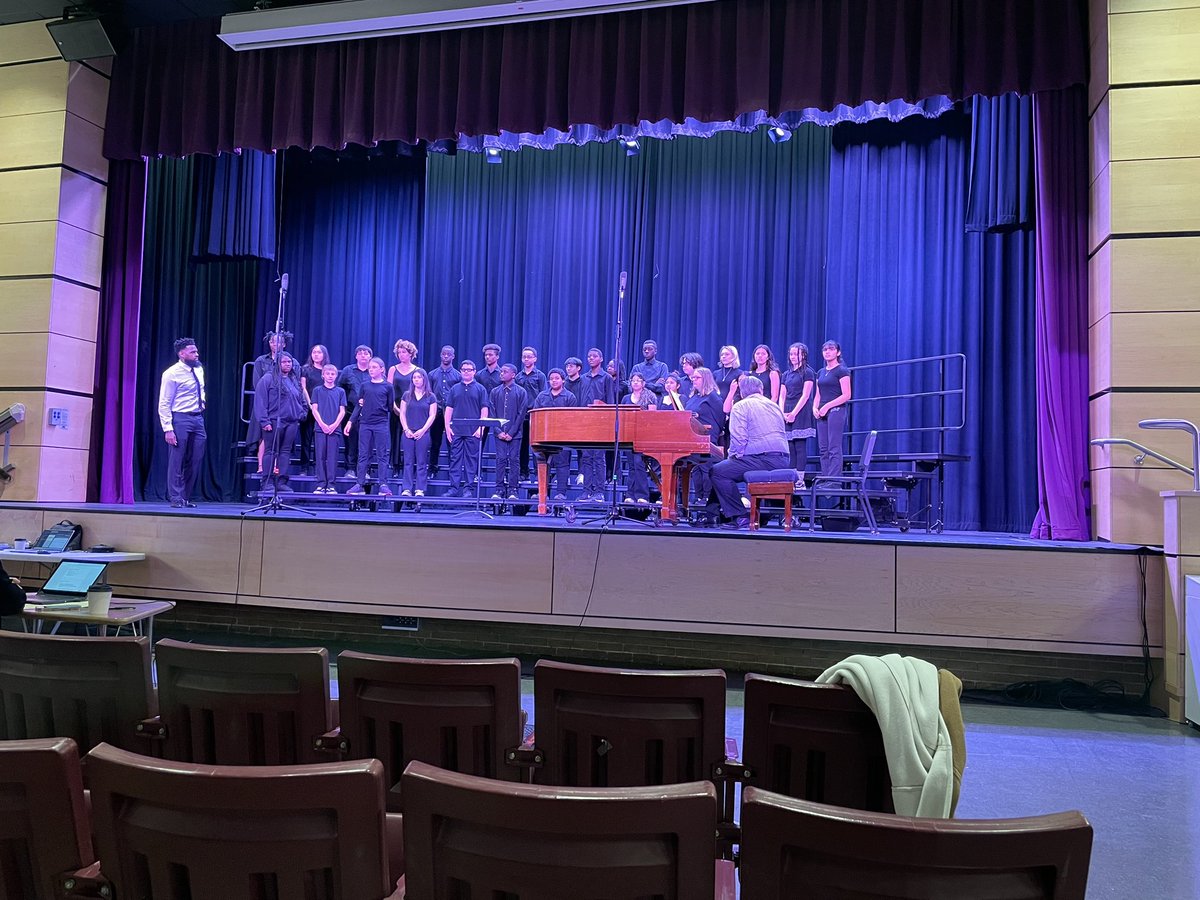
[485,147,502,165]
[767,125,792,144]
[621,138,640,157]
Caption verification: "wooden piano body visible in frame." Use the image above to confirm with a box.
[527,406,711,520]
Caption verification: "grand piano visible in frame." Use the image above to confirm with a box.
[528,405,712,520]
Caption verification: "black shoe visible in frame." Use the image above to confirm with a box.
[170,500,184,508]
[183,500,197,508]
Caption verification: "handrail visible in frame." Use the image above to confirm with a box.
[1090,437,1198,491]
[1139,418,1200,492]
[842,352,967,441]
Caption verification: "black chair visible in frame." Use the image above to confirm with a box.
[809,428,880,532]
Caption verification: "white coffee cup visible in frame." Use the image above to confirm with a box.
[13,538,28,551]
[87,584,112,616]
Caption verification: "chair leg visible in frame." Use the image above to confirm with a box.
[783,494,793,532]
[749,496,760,530]
[860,488,878,533]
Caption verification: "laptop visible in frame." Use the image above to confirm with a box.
[34,560,107,605]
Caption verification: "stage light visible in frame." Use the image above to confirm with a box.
[621,137,640,157]
[485,147,502,164]
[767,125,792,144]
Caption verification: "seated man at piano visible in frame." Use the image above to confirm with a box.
[710,374,790,529]
[532,367,578,499]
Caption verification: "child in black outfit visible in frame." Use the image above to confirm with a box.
[310,363,347,493]
[346,357,394,495]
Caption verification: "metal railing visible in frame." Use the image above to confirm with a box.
[1091,417,1200,492]
[842,352,967,448]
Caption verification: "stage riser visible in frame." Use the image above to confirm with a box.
[0,507,1162,659]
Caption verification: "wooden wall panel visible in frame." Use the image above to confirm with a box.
[47,279,100,342]
[58,170,106,237]
[1089,0,1109,115]
[0,333,48,388]
[1110,85,1200,160]
[0,60,66,117]
[66,63,108,130]
[0,447,40,501]
[1111,0,1200,11]
[0,168,60,225]
[47,511,247,597]
[1090,392,1200,469]
[550,531,602,616]
[1109,237,1200,315]
[45,333,96,395]
[53,220,103,287]
[259,520,556,612]
[1088,240,1111,327]
[33,447,88,501]
[0,390,93,450]
[0,21,60,65]
[0,111,66,169]
[1089,92,1110,185]
[575,534,896,632]
[1088,314,1112,396]
[1110,159,1200,234]
[896,547,1163,648]
[1089,162,1111,254]
[62,112,107,183]
[1091,465,1193,544]
[0,279,51,333]
[1096,311,1200,390]
[1110,7,1200,84]
[0,221,56,276]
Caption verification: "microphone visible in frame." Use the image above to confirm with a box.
[619,271,627,293]
[280,273,289,292]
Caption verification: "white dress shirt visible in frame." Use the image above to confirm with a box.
[158,361,206,432]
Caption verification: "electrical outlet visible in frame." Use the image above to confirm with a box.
[48,408,69,428]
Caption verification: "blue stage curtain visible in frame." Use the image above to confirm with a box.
[271,149,425,368]
[135,156,273,502]
[629,127,830,366]
[191,149,277,260]
[825,112,1037,533]
[420,141,639,365]
[966,94,1033,232]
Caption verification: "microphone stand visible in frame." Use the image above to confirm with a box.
[243,274,313,517]
[584,271,650,529]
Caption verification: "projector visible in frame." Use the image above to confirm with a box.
[0,404,25,436]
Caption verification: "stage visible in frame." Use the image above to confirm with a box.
[1,500,1163,670]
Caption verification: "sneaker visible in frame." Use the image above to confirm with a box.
[414,490,425,497]
[324,487,339,494]
[507,493,518,501]
[400,489,413,497]
[345,469,356,478]
[490,493,504,500]
[378,485,393,496]
[347,484,365,495]
[623,497,636,505]
[741,496,751,508]
[636,497,650,505]
[552,493,567,501]
[312,487,325,494]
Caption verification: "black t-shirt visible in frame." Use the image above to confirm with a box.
[0,562,25,615]
[401,391,436,431]
[816,364,851,408]
[350,380,395,426]
[782,365,817,431]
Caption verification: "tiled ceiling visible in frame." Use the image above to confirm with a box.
[0,0,325,28]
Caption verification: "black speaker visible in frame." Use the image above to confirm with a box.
[46,16,116,62]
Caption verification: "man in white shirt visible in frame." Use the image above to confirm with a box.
[158,337,207,508]
[711,375,789,528]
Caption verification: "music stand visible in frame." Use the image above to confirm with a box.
[449,417,506,519]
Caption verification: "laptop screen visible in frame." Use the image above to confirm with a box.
[41,560,106,595]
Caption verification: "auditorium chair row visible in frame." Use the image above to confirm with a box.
[0,632,1094,896]
[3,737,1093,900]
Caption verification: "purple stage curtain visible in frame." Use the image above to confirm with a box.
[104,0,1087,160]
[88,159,147,504]
[1030,86,1090,541]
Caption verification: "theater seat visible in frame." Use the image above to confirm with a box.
[335,652,525,810]
[78,743,402,900]
[0,738,96,900]
[144,638,339,765]
[0,631,156,754]
[741,672,893,812]
[399,760,727,898]
[739,789,1093,899]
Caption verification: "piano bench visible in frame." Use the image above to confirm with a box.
[745,469,802,532]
